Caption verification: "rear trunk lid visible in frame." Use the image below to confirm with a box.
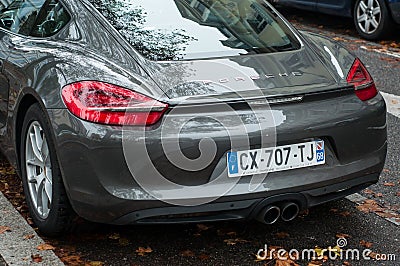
[145,46,340,103]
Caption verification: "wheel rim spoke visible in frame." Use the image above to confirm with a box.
[360,1,367,12]
[27,158,44,168]
[44,179,52,204]
[368,0,374,8]
[29,132,43,163]
[372,7,380,16]
[365,20,371,32]
[36,172,46,188]
[41,137,50,166]
[358,14,367,23]
[371,17,379,28]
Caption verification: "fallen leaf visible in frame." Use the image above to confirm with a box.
[216,228,236,236]
[196,224,210,231]
[136,246,152,256]
[274,250,299,266]
[307,261,322,266]
[87,261,104,266]
[276,232,290,239]
[37,243,55,251]
[336,233,350,239]
[339,211,351,217]
[375,210,398,219]
[223,238,250,245]
[181,250,195,257]
[0,226,11,234]
[384,182,396,187]
[31,254,42,263]
[198,253,210,260]
[276,259,299,266]
[343,261,351,266]
[356,199,384,213]
[24,234,35,240]
[61,255,84,265]
[118,237,129,246]
[375,193,383,198]
[360,240,373,248]
[333,37,345,42]
[108,233,120,240]
[367,251,379,259]
[396,191,400,197]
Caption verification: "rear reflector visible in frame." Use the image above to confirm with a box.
[62,81,168,126]
[347,58,378,101]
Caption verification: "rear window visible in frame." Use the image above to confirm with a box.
[89,0,301,61]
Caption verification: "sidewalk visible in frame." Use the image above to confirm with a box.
[0,190,63,265]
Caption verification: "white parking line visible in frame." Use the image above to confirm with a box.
[360,46,400,59]
[381,92,400,119]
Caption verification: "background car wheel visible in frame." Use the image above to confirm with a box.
[20,103,75,236]
[354,0,394,40]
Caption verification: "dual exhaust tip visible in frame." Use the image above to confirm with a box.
[256,202,300,225]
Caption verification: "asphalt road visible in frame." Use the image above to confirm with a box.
[1,7,400,266]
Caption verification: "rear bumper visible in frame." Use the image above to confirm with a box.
[46,91,387,224]
[113,172,380,224]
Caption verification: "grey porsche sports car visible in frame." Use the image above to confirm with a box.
[0,0,386,236]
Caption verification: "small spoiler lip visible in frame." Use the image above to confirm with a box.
[254,96,304,105]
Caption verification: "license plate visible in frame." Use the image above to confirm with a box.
[227,140,325,177]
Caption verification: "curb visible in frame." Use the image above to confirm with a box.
[0,191,64,265]
[346,193,400,226]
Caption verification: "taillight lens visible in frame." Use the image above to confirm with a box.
[347,58,378,101]
[61,81,168,126]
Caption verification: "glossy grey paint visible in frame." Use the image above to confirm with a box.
[0,0,387,223]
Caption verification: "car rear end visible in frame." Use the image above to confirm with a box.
[53,0,387,224]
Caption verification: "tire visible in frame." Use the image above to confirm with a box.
[353,0,394,40]
[20,103,75,236]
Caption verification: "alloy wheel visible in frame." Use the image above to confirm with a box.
[25,121,52,219]
[356,0,382,35]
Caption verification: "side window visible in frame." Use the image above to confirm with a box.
[30,1,70,37]
[0,0,70,37]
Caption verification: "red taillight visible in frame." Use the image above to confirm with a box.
[61,81,168,126]
[347,58,378,101]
